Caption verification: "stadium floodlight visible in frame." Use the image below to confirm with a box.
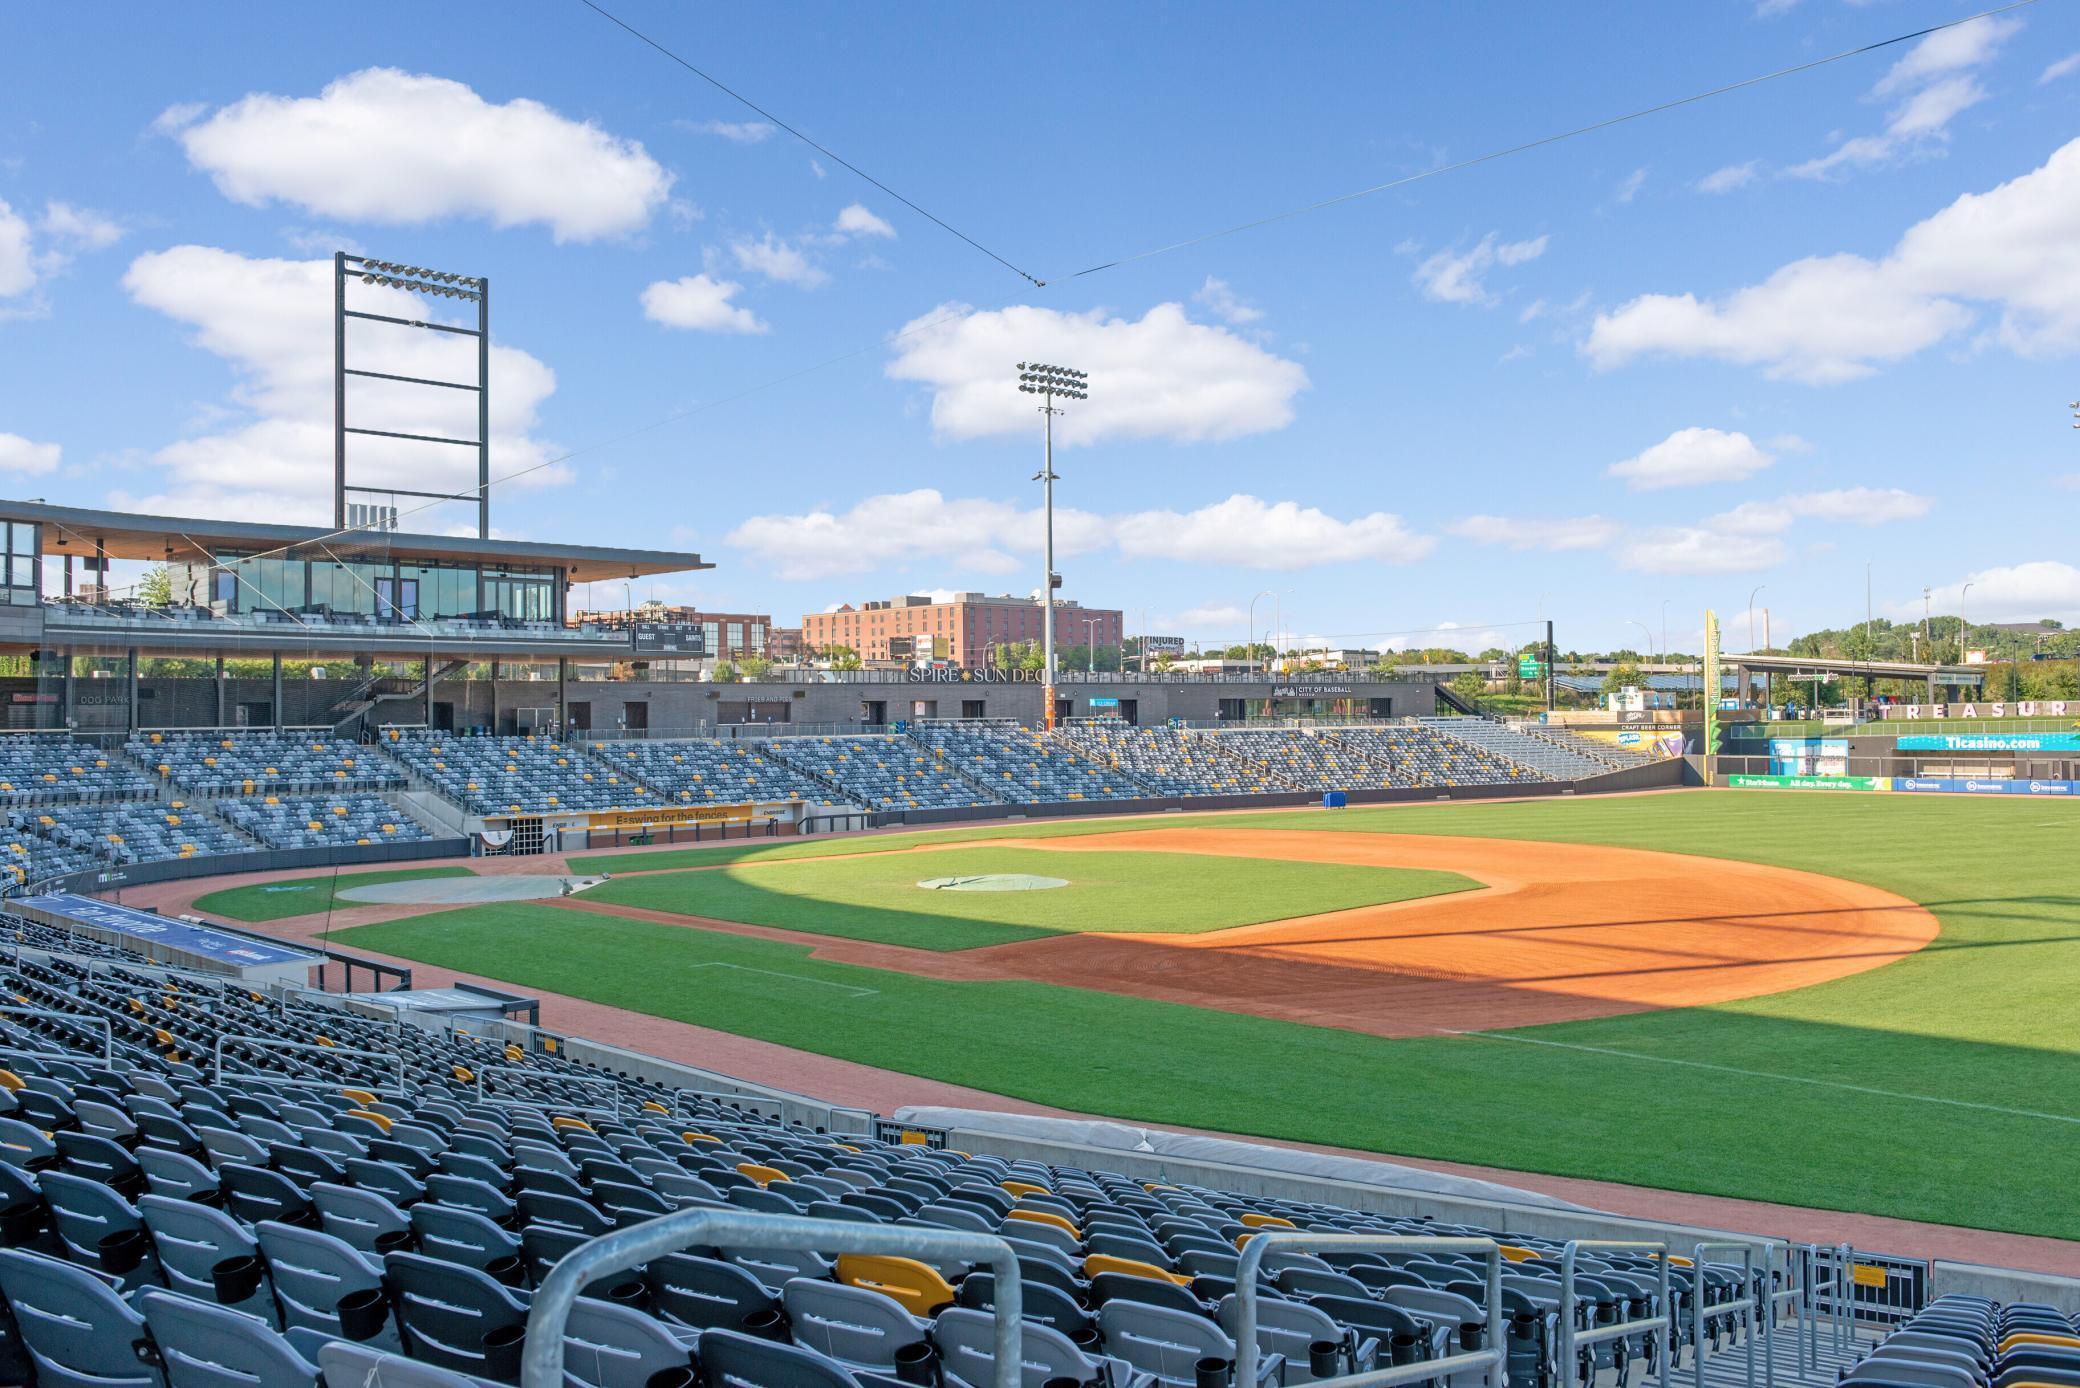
[1014,360,1091,730]
[337,251,492,536]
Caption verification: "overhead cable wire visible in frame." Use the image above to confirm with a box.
[1061,0,2044,280]
[575,0,1046,287]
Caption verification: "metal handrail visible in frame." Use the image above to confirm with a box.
[1559,1240,1673,1388]
[1235,1232,1503,1387]
[0,1004,114,1063]
[519,1210,1023,1388]
[211,1035,407,1097]
[1691,1240,1760,1388]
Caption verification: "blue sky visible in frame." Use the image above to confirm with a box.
[3,1,2078,655]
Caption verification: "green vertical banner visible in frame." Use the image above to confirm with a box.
[1704,608,1721,772]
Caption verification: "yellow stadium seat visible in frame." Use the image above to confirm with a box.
[836,1255,958,1315]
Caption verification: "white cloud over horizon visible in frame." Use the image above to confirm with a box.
[1912,561,2080,624]
[885,301,1308,445]
[727,489,1431,579]
[160,68,672,242]
[1587,138,2080,383]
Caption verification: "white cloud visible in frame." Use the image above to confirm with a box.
[885,301,1307,445]
[1618,529,1788,575]
[1615,168,1647,203]
[2055,473,2080,490]
[1113,495,1433,570]
[0,196,126,312]
[1874,15,2020,97]
[1193,276,1263,326]
[0,433,61,475]
[726,488,1107,581]
[728,490,1429,579]
[640,274,768,334]
[1707,487,1931,535]
[1788,16,2020,180]
[1173,602,1247,630]
[1590,138,2080,382]
[1917,561,2080,623]
[1754,0,1800,16]
[0,200,32,299]
[1698,161,1760,194]
[40,202,121,251]
[118,245,563,522]
[834,203,895,239]
[1608,427,1775,490]
[1446,514,1619,551]
[729,232,827,286]
[161,68,671,242]
[2043,53,2080,85]
[1409,232,1548,306]
[688,119,775,143]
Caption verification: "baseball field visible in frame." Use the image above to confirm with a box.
[271,790,2076,1240]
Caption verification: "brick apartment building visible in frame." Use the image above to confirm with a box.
[569,602,773,660]
[803,593,1124,668]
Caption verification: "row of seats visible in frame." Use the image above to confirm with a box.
[217,795,436,851]
[1417,718,1611,781]
[759,734,1003,811]
[0,734,156,804]
[1841,1294,2080,1388]
[587,739,839,806]
[909,722,1147,802]
[0,908,1783,1388]
[382,731,659,817]
[126,732,405,795]
[20,800,250,869]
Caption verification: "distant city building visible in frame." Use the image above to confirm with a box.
[570,601,771,659]
[765,626,802,661]
[804,592,1124,668]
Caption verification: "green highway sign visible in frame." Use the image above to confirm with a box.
[1517,657,1546,679]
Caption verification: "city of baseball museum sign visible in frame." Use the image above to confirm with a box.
[1879,701,2072,720]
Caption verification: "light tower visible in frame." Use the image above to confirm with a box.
[1016,362,1087,729]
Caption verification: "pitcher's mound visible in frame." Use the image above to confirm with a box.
[917,874,1069,892]
[339,875,604,905]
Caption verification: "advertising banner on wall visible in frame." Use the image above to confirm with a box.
[1892,777,2080,795]
[1727,773,1886,792]
[1896,733,2080,752]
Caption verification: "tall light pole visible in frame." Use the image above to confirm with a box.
[1958,581,1973,662]
[1246,589,1276,676]
[1016,362,1087,729]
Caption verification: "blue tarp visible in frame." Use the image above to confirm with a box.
[16,892,316,968]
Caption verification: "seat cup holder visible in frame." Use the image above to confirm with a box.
[335,1286,388,1342]
[481,1323,526,1380]
[210,1254,264,1303]
[97,1228,148,1275]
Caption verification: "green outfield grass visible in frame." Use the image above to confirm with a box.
[343,791,2080,1238]
[194,865,477,922]
[578,844,1475,950]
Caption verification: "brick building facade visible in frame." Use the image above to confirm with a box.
[803,593,1123,668]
